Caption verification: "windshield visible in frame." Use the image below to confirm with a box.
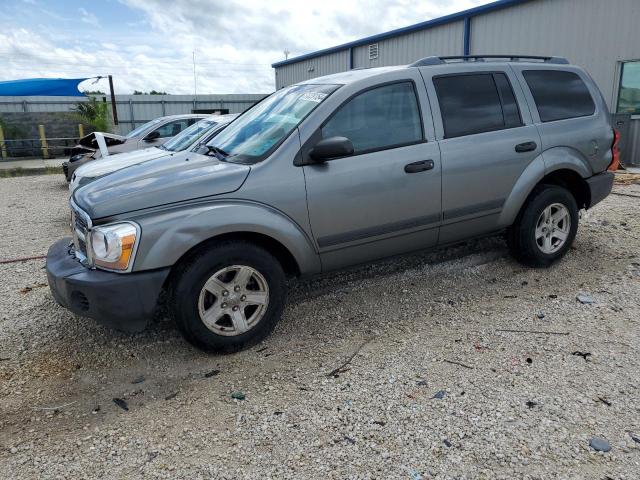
[207,84,338,163]
[126,118,163,138]
[162,118,218,152]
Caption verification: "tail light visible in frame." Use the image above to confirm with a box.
[608,129,620,171]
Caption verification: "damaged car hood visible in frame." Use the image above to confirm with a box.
[73,150,251,219]
[78,131,127,148]
[70,147,171,192]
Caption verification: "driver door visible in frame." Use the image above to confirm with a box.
[302,78,442,271]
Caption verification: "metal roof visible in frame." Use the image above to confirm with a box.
[271,0,535,68]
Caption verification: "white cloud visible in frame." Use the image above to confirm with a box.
[78,7,100,28]
[3,0,490,94]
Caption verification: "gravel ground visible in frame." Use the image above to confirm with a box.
[1,174,639,479]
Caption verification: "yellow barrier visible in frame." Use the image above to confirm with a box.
[38,124,49,159]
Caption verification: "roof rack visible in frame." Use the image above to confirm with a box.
[409,55,569,67]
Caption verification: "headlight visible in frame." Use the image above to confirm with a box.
[89,222,139,272]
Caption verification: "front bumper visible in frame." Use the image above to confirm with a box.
[586,171,614,208]
[46,237,170,332]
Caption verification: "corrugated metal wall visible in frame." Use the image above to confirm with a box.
[0,94,267,135]
[275,50,350,89]
[470,0,640,110]
[351,22,464,69]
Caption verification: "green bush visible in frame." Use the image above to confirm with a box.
[72,97,111,133]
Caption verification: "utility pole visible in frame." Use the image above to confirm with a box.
[192,51,197,107]
[108,75,118,126]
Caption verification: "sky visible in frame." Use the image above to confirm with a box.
[1,0,492,95]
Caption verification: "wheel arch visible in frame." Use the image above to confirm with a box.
[500,148,594,227]
[131,201,321,276]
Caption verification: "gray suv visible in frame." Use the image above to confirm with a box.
[47,55,618,352]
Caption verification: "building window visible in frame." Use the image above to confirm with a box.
[617,61,640,115]
[368,43,379,60]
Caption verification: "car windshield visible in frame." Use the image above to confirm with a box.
[162,118,219,152]
[206,84,338,164]
[126,118,163,138]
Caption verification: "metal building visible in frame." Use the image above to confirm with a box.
[272,0,640,164]
[0,94,267,135]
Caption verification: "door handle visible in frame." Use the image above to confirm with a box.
[404,159,434,173]
[515,141,537,153]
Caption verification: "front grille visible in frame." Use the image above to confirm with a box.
[70,202,91,261]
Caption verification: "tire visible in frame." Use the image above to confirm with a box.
[506,184,579,268]
[170,241,287,352]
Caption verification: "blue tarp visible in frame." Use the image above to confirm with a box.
[0,78,90,97]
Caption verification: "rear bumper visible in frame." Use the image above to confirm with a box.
[586,171,614,208]
[46,238,170,332]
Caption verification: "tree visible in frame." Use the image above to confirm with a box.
[72,97,111,132]
[133,90,169,95]
[83,90,106,95]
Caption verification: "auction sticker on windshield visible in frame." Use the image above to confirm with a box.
[299,92,328,103]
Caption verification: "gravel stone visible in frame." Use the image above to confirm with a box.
[589,436,611,452]
[1,175,640,479]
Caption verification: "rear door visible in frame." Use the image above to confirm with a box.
[421,65,542,244]
[301,71,442,271]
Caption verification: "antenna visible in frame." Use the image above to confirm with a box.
[284,49,290,60]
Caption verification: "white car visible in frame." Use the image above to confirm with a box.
[69,114,237,193]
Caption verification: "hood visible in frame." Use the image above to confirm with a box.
[73,150,251,219]
[73,147,170,184]
[78,131,127,148]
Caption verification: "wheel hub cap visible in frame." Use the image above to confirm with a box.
[197,265,269,337]
[535,203,571,254]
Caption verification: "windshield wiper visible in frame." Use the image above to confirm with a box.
[207,145,229,160]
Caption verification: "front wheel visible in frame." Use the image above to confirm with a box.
[170,241,287,352]
[507,185,579,267]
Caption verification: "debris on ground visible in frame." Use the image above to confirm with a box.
[433,390,447,400]
[577,293,595,304]
[572,351,592,361]
[526,401,538,409]
[589,436,611,452]
[164,392,178,401]
[204,369,220,378]
[112,398,128,411]
[231,392,246,401]
[131,375,145,384]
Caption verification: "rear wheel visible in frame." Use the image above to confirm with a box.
[507,185,579,267]
[170,241,286,352]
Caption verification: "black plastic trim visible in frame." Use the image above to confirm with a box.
[317,213,441,248]
[585,171,614,208]
[443,198,505,221]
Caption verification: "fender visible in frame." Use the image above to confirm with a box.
[540,146,592,178]
[498,146,591,227]
[129,200,321,276]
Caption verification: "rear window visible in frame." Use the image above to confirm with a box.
[523,70,595,122]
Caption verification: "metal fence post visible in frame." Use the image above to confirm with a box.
[78,124,84,138]
[38,124,49,159]
[0,125,7,160]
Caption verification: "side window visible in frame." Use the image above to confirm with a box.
[153,119,191,138]
[433,73,522,139]
[523,70,595,122]
[322,82,423,154]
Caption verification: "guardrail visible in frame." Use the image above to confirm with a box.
[0,124,85,160]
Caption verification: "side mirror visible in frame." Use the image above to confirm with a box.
[144,130,161,141]
[308,136,354,162]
